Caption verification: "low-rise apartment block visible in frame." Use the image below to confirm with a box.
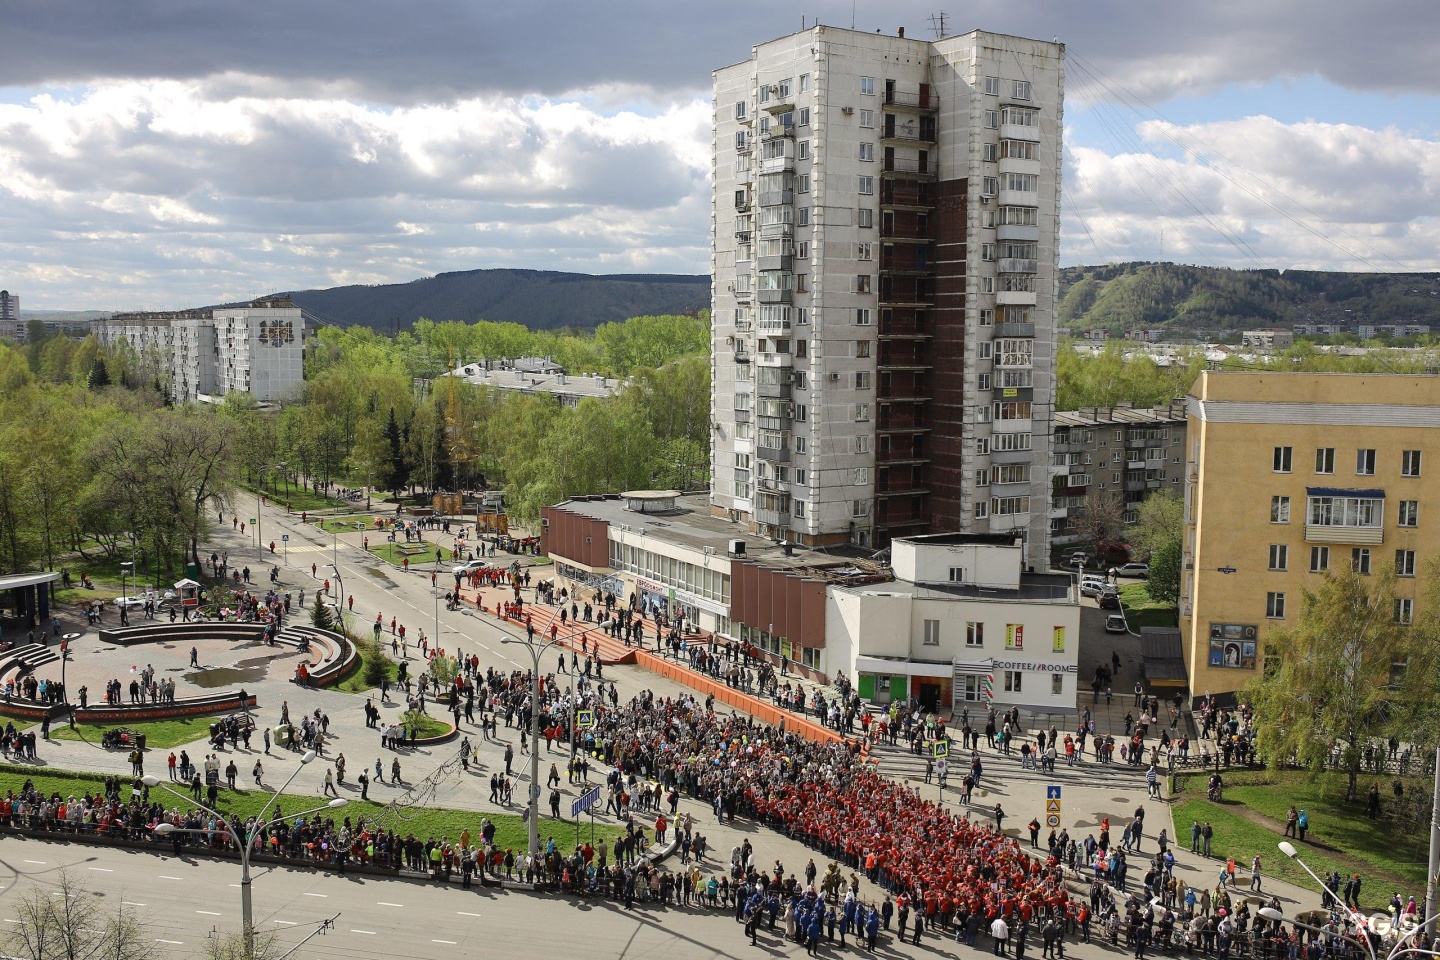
[1050,402,1187,544]
[1180,372,1440,701]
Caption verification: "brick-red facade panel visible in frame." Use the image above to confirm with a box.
[929,176,969,531]
[540,506,609,568]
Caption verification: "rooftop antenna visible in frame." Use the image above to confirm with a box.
[928,11,947,38]
[851,0,856,29]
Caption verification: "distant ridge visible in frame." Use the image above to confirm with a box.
[278,267,710,331]
[1060,262,1440,337]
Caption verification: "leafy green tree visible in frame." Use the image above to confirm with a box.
[1245,564,1432,800]
[1145,538,1182,607]
[1132,490,1183,605]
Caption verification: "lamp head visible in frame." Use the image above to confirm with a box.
[141,775,160,788]
[327,798,348,808]
[1259,907,1284,922]
[1278,841,1298,858]
[153,822,177,835]
[301,750,317,764]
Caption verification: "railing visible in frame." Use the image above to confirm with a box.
[882,157,935,176]
[881,186,933,206]
[882,126,937,144]
[884,89,937,109]
[880,224,933,241]
[998,258,1039,274]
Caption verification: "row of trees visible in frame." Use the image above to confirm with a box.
[0,341,239,579]
[1057,339,1437,411]
[226,315,712,523]
[309,312,709,383]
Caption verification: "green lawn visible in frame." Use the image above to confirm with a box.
[0,762,617,852]
[47,716,220,750]
[398,715,454,740]
[316,514,386,535]
[367,542,454,568]
[1119,583,1179,628]
[1172,768,1429,894]
[239,482,348,514]
[336,641,399,694]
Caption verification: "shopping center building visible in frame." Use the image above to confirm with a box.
[542,491,1078,715]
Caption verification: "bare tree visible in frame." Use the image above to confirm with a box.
[204,928,284,960]
[3,870,150,960]
[1073,488,1126,560]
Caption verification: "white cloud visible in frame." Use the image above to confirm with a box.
[0,79,711,307]
[1063,117,1440,271]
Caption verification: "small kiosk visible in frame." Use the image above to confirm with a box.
[173,578,202,613]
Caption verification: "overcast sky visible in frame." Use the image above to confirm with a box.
[2,0,1438,309]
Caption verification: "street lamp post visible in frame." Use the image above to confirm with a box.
[327,564,345,630]
[145,751,345,960]
[119,561,134,627]
[1273,841,1440,960]
[256,462,287,563]
[499,620,609,865]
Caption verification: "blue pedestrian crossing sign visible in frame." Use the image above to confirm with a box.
[577,710,595,729]
[931,739,949,759]
[1046,785,1062,800]
[572,785,602,818]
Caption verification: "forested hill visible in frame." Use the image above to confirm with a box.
[1059,263,1440,336]
[281,268,709,331]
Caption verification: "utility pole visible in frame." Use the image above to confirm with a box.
[1427,745,1440,920]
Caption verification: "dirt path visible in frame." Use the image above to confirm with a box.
[1214,798,1416,889]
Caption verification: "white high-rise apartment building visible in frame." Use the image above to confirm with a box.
[94,296,304,403]
[711,26,1062,569]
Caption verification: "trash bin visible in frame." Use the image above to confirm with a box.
[137,734,147,752]
[209,722,221,740]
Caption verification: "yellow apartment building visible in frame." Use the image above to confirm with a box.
[1180,371,1439,702]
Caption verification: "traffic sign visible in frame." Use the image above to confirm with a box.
[282,535,290,542]
[931,740,949,759]
[1046,799,1062,813]
[1046,814,1060,827]
[576,710,595,729]
[1046,785,1062,800]
[571,785,602,818]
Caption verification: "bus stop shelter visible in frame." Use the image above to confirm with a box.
[0,571,61,631]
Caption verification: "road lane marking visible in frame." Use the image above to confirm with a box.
[122,902,147,907]
[156,939,184,944]
[274,920,298,926]
[87,867,113,873]
[302,892,328,898]
[22,860,45,865]
[376,901,403,907]
[432,939,458,945]
[457,911,482,917]
[159,875,184,880]
[351,929,377,935]
[196,910,222,916]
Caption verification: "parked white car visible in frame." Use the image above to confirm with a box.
[1105,614,1129,633]
[451,559,490,575]
[1112,562,1150,579]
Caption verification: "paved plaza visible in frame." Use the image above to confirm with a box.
[0,498,1342,958]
